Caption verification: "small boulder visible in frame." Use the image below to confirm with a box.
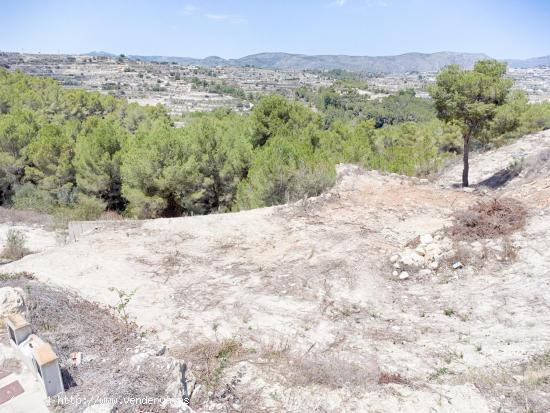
[399,271,410,280]
[0,287,27,319]
[400,250,424,267]
[420,234,433,245]
[429,261,439,270]
[415,246,426,256]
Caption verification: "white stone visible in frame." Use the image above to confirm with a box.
[415,246,426,256]
[429,261,439,270]
[392,270,398,277]
[389,254,399,263]
[399,271,410,280]
[419,269,432,277]
[452,262,464,269]
[400,250,424,267]
[420,234,433,245]
[0,287,27,318]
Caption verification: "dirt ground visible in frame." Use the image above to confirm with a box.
[2,130,550,412]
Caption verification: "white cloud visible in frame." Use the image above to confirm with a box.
[333,0,347,6]
[204,13,245,23]
[181,5,245,23]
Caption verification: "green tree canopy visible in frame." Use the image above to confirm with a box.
[429,60,513,186]
[74,116,129,211]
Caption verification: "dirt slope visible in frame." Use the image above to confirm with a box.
[3,130,550,413]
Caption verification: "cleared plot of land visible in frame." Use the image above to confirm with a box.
[2,130,550,412]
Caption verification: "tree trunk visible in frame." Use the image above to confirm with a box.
[462,133,470,187]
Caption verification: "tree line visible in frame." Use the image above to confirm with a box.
[1,63,549,219]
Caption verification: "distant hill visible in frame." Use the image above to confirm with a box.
[85,51,550,73]
[506,55,550,69]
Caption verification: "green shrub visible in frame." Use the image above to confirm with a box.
[11,183,55,213]
[1,229,29,260]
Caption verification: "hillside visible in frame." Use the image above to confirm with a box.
[2,129,550,412]
[86,50,550,73]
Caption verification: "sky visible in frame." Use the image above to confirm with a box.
[1,0,549,59]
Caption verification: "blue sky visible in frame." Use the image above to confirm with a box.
[1,0,549,59]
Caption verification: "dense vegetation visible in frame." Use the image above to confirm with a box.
[1,65,549,220]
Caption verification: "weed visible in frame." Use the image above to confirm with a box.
[444,308,455,317]
[428,367,450,380]
[109,287,136,327]
[502,237,519,261]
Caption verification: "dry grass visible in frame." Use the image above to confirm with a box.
[378,371,410,385]
[285,354,375,389]
[1,275,179,413]
[171,339,248,409]
[448,197,527,240]
[99,210,125,220]
[0,207,52,226]
[172,339,244,390]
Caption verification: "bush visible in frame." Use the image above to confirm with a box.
[1,229,29,260]
[11,183,55,213]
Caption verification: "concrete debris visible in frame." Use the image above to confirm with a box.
[69,352,82,367]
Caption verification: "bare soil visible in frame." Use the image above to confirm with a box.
[2,129,550,412]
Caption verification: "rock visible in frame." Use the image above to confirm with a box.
[420,234,433,245]
[399,271,410,280]
[415,246,426,256]
[419,269,432,277]
[389,254,399,263]
[0,287,27,318]
[83,404,114,413]
[452,262,464,269]
[429,261,439,270]
[463,187,475,193]
[392,270,398,277]
[400,251,424,267]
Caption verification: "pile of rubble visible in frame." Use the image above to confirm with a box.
[390,231,522,280]
[390,233,455,280]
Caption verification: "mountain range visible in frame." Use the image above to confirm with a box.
[87,51,550,73]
